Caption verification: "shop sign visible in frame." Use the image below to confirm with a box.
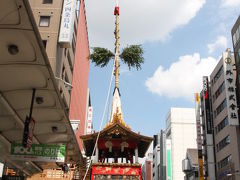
[223,53,239,126]
[10,144,65,162]
[166,139,171,180]
[59,0,76,47]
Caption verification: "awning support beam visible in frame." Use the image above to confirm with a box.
[29,88,36,118]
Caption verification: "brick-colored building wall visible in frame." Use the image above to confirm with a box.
[69,0,90,151]
[145,160,153,180]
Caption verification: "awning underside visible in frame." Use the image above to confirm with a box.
[0,0,83,176]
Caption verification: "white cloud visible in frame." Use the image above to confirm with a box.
[207,36,227,54]
[221,0,240,7]
[145,53,218,100]
[85,0,206,49]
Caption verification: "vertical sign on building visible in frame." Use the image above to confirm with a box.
[195,93,204,180]
[203,76,212,134]
[202,77,216,179]
[59,0,76,47]
[166,139,171,180]
[86,106,93,134]
[223,51,239,126]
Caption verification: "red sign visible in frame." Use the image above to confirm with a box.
[92,165,140,176]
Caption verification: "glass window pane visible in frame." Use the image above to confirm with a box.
[43,0,53,4]
[39,16,50,27]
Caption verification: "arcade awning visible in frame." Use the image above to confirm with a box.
[0,0,83,176]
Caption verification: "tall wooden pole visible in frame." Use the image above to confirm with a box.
[114,4,120,88]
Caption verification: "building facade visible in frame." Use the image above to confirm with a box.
[209,49,240,179]
[68,0,90,151]
[182,148,199,180]
[29,0,77,108]
[28,0,90,151]
[159,130,166,180]
[142,153,153,180]
[153,133,160,180]
[231,16,240,117]
[165,108,197,180]
[152,130,166,180]
[199,76,216,179]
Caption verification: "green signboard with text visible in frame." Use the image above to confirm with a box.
[166,139,171,180]
[10,144,65,162]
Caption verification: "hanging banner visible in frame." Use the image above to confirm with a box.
[22,116,35,148]
[86,106,93,134]
[223,52,239,126]
[10,144,65,162]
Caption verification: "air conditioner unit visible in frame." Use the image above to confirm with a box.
[182,159,191,172]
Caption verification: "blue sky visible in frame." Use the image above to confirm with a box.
[85,0,240,137]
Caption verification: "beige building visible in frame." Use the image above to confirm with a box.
[210,49,240,179]
[29,0,79,109]
[165,107,197,180]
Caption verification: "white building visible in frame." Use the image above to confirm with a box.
[165,108,197,180]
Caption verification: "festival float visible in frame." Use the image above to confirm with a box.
[81,1,153,179]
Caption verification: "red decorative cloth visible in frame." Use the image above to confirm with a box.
[114,6,119,15]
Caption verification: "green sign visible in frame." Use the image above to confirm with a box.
[10,144,65,162]
[166,139,171,180]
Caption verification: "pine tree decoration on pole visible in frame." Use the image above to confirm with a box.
[89,0,144,87]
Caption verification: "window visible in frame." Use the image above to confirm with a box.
[216,135,230,152]
[43,0,53,4]
[76,0,80,19]
[39,16,50,27]
[233,32,237,46]
[215,116,228,134]
[218,155,232,170]
[213,66,223,84]
[236,26,240,45]
[233,24,240,46]
[71,36,76,54]
[215,99,227,117]
[64,72,69,84]
[67,52,73,72]
[61,66,65,79]
[42,40,47,49]
[214,82,225,101]
[64,48,67,57]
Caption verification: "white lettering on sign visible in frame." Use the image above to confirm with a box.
[223,52,239,126]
